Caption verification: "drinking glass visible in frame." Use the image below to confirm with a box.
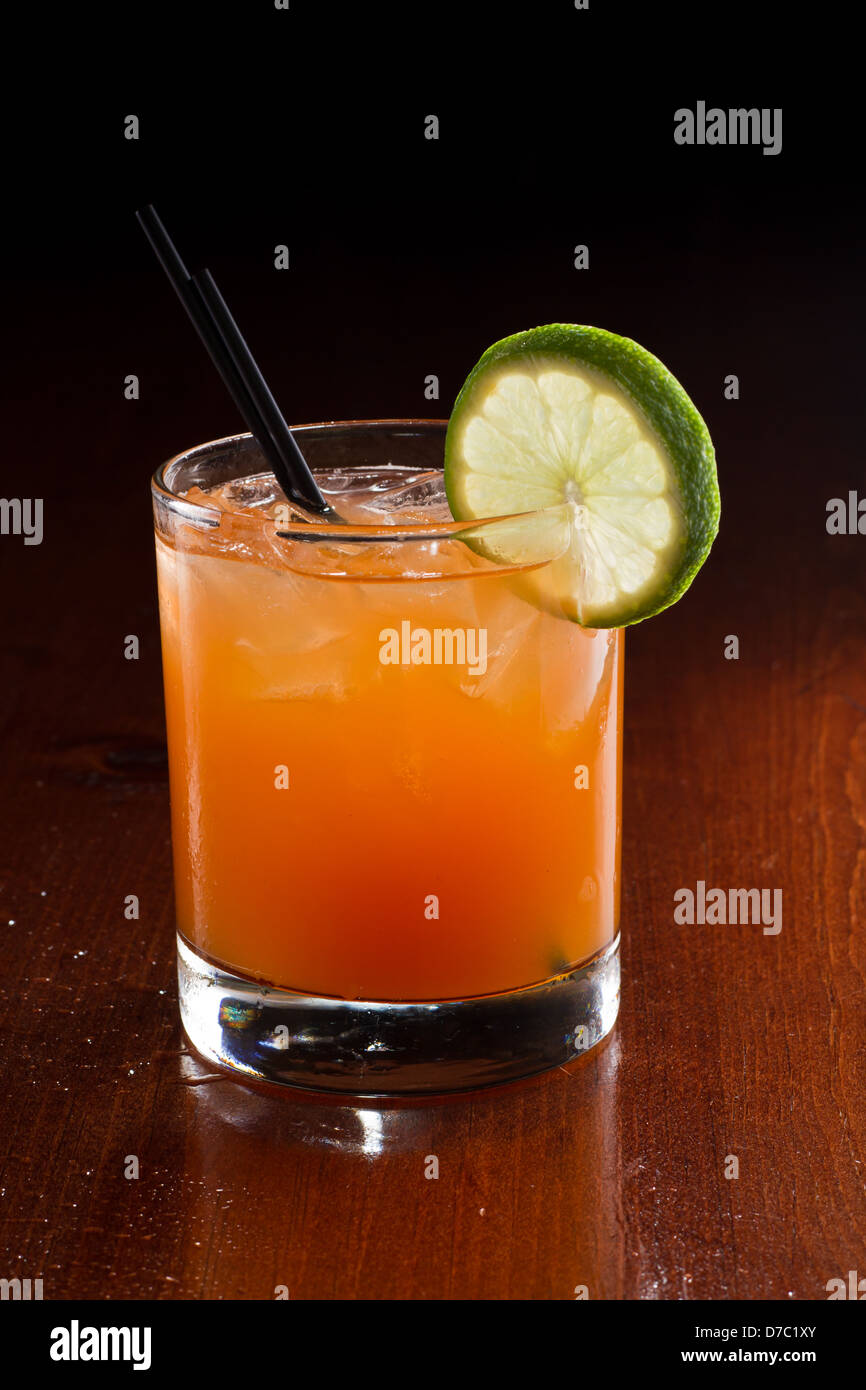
[152,421,621,1094]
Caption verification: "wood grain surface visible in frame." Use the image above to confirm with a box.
[2,304,865,1301]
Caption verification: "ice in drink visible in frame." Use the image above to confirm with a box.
[155,462,622,1002]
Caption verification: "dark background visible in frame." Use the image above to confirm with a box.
[5,6,859,494]
[4,4,860,631]
[2,2,865,1305]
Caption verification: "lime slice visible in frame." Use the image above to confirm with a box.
[444,324,719,627]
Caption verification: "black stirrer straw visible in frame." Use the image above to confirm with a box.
[135,205,335,517]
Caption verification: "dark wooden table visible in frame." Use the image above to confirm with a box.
[2,119,865,1299]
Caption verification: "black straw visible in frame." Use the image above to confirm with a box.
[135,209,274,468]
[135,205,332,516]
[191,269,328,514]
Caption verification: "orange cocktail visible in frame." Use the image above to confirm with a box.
[153,422,622,1092]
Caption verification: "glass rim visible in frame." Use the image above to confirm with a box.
[151,420,567,542]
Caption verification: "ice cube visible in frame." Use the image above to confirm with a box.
[358,472,452,522]
[323,471,453,525]
[458,599,542,702]
[317,467,426,495]
[222,475,283,510]
[538,622,614,731]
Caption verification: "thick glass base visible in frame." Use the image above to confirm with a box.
[177,932,620,1096]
